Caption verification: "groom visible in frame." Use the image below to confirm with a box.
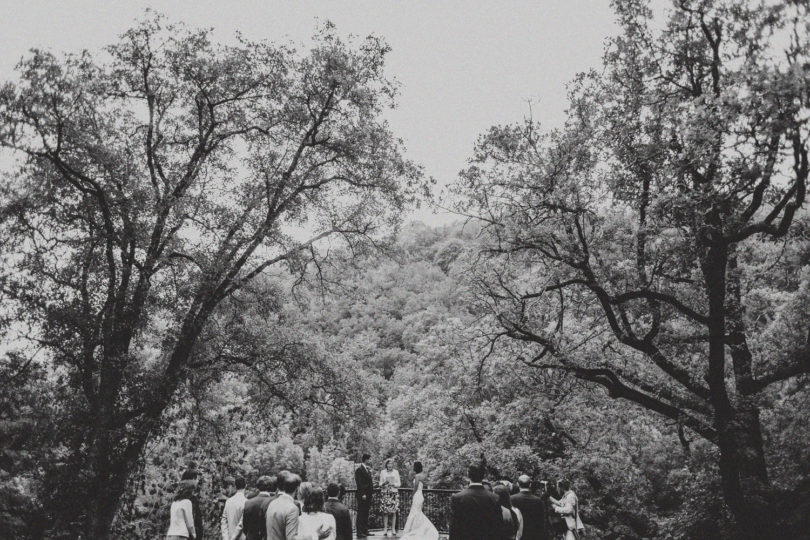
[354,453,373,538]
[449,463,502,540]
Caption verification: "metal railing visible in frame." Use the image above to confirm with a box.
[343,487,457,534]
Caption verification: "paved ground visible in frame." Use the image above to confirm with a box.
[362,533,448,539]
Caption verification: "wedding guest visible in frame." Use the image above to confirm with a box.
[298,482,314,512]
[511,475,547,540]
[323,483,352,540]
[299,486,337,540]
[550,480,584,540]
[222,476,247,540]
[379,458,401,536]
[166,480,197,540]
[448,463,503,540]
[265,471,332,540]
[181,467,204,540]
[354,454,373,538]
[495,484,523,540]
[233,475,277,540]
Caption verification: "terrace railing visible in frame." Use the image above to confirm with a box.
[343,487,458,534]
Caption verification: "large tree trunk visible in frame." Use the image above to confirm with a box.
[703,241,772,539]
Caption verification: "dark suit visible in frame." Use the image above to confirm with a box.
[355,464,373,537]
[189,494,204,540]
[324,498,352,540]
[512,490,548,540]
[242,492,276,540]
[449,484,504,540]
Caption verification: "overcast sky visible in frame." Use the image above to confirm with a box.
[0,0,621,225]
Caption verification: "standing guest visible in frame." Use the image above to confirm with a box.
[297,482,314,514]
[232,475,277,540]
[299,486,337,540]
[550,480,584,540]
[448,463,503,540]
[167,480,197,540]
[222,476,248,540]
[379,458,401,536]
[265,471,331,540]
[511,475,547,540]
[181,467,204,540]
[494,484,522,540]
[354,454,373,538]
[323,483,352,540]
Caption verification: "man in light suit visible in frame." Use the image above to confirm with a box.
[265,470,331,540]
[222,476,248,540]
[449,463,504,540]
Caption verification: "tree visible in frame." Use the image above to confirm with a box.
[0,14,424,537]
[454,0,810,536]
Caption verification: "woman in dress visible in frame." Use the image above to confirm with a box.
[379,458,401,536]
[400,461,439,540]
[166,480,197,540]
[494,484,522,540]
[298,486,337,540]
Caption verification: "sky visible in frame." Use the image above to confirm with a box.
[0,0,620,225]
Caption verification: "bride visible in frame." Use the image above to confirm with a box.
[399,461,439,540]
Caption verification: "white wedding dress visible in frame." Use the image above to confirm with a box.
[400,481,439,540]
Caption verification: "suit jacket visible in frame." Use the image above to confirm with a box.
[189,494,204,540]
[266,492,302,540]
[511,490,547,540]
[355,464,373,499]
[449,484,504,540]
[323,499,352,540]
[243,492,276,540]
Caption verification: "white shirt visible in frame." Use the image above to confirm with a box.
[221,490,247,540]
[167,499,195,538]
[379,469,401,488]
[299,511,337,540]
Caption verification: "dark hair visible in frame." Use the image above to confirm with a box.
[413,461,423,474]
[469,464,485,483]
[181,469,199,481]
[493,484,512,508]
[175,479,196,501]
[558,479,571,492]
[277,471,301,494]
[361,453,371,463]
[303,486,325,513]
[234,476,246,490]
[257,475,277,493]
[326,483,340,498]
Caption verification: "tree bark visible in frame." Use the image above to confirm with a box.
[702,240,771,539]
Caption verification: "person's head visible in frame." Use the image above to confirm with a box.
[385,458,394,471]
[361,453,371,464]
[277,470,302,495]
[223,475,236,496]
[234,476,246,491]
[468,463,485,483]
[257,475,277,493]
[493,484,512,509]
[326,483,340,499]
[175,479,196,501]
[181,469,199,482]
[298,481,314,502]
[558,479,571,492]
[413,461,423,474]
[517,474,531,490]
[303,486,325,513]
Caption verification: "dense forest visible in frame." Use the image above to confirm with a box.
[1,1,810,539]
